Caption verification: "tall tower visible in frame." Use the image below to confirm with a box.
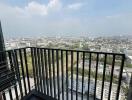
[0,21,5,51]
[0,21,6,100]
[0,21,6,65]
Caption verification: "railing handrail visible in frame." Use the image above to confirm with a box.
[5,46,126,56]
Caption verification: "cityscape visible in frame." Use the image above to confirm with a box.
[0,0,132,100]
[4,35,132,100]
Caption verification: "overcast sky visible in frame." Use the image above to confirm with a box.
[0,0,132,38]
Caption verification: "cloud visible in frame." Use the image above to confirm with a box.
[25,1,48,16]
[13,0,62,17]
[67,3,83,10]
[0,1,132,38]
[47,0,62,11]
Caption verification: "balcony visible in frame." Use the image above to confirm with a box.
[0,47,127,100]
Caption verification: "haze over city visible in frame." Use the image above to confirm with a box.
[1,0,132,100]
[0,0,132,38]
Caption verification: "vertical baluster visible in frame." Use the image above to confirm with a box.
[44,49,49,95]
[87,53,91,100]
[48,49,53,96]
[56,50,60,100]
[14,50,23,98]
[61,50,64,100]
[7,51,13,100]
[76,52,79,100]
[52,50,56,98]
[66,51,69,100]
[81,52,85,100]
[9,89,13,100]
[8,51,18,100]
[94,53,99,100]
[108,55,115,100]
[116,54,125,100]
[19,49,27,95]
[23,48,31,92]
[101,54,107,100]
[40,49,46,94]
[2,92,6,100]
[31,48,37,91]
[34,48,39,91]
[71,51,73,100]
[37,48,43,92]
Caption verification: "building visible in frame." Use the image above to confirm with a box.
[124,50,132,64]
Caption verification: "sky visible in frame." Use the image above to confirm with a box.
[0,0,132,38]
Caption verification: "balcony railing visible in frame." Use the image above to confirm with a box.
[0,47,126,100]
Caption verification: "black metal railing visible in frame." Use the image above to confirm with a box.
[0,47,126,100]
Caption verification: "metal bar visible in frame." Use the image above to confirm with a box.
[14,86,19,100]
[48,50,53,97]
[101,54,107,100]
[48,49,53,97]
[87,53,91,100]
[30,47,124,56]
[37,48,43,92]
[71,51,73,100]
[6,46,122,55]
[56,50,60,100]
[2,92,6,100]
[9,89,13,100]
[116,55,125,100]
[52,49,56,98]
[81,52,85,100]
[19,49,27,95]
[94,53,99,100]
[8,89,13,100]
[108,55,115,100]
[8,51,19,100]
[66,51,69,100]
[44,49,49,95]
[14,50,23,98]
[61,50,64,100]
[4,47,125,56]
[31,48,37,90]
[23,48,31,92]
[76,52,79,100]
[34,48,39,91]
[40,49,46,94]
[39,48,44,93]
